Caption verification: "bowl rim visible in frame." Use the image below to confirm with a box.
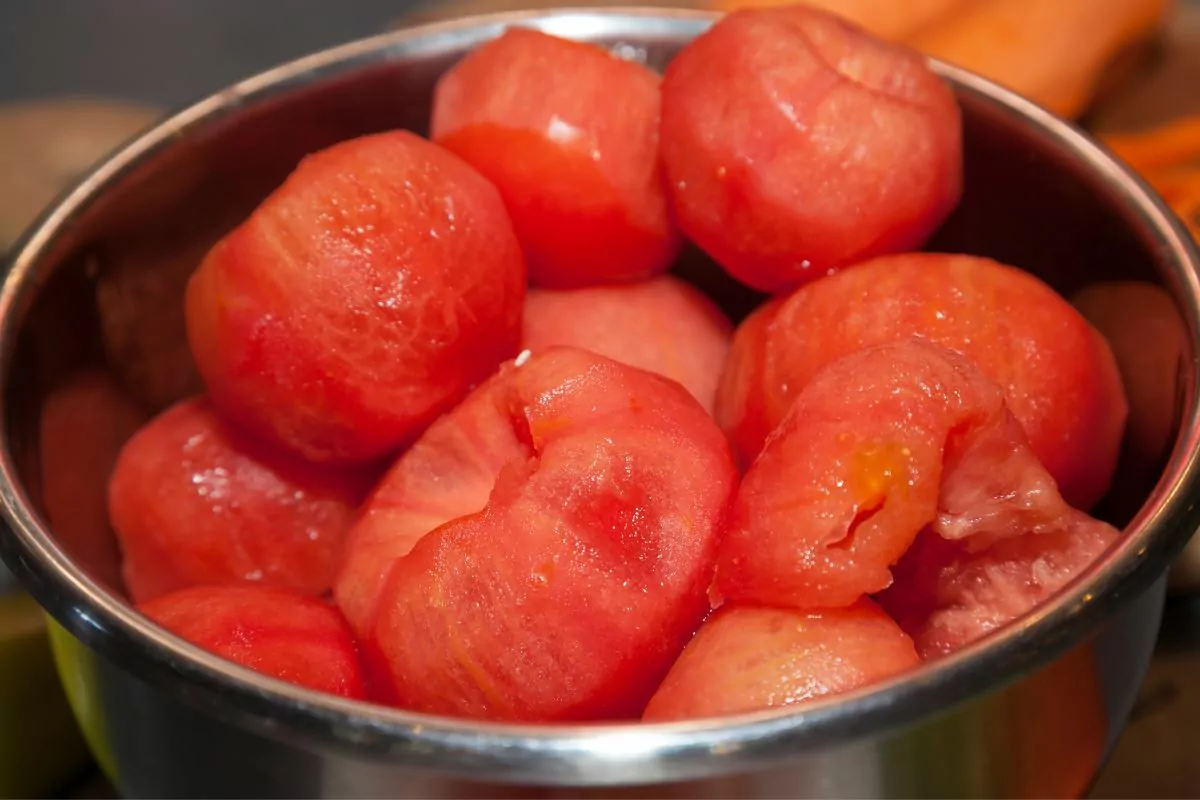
[2,5,1200,786]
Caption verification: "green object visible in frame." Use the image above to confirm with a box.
[46,615,118,789]
[0,593,91,798]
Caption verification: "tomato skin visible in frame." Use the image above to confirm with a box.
[660,5,962,293]
[716,253,1128,511]
[367,348,739,722]
[109,397,373,604]
[185,130,526,465]
[522,276,733,413]
[432,29,681,288]
[642,601,920,721]
[714,341,1102,610]
[139,585,367,699]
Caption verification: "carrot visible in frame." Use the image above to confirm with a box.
[396,0,702,26]
[1143,166,1200,197]
[1153,168,1200,240]
[910,0,1173,119]
[1104,115,1200,174]
[708,0,971,41]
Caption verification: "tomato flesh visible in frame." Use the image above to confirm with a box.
[660,5,962,292]
[140,585,367,699]
[185,130,526,464]
[40,371,147,592]
[715,341,1114,609]
[334,371,530,637]
[716,253,1128,510]
[366,348,738,722]
[643,601,920,721]
[880,521,1119,659]
[522,276,733,413]
[433,29,680,288]
[110,398,372,604]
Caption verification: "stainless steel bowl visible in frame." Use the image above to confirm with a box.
[2,8,1200,799]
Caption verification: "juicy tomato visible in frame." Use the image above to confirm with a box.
[521,276,733,413]
[660,4,962,293]
[40,370,148,592]
[642,600,920,721]
[139,585,367,699]
[714,340,1109,610]
[185,130,526,465]
[880,521,1119,659]
[1072,281,1185,471]
[431,28,680,288]
[109,397,373,604]
[334,371,530,637]
[365,348,738,722]
[716,253,1128,511]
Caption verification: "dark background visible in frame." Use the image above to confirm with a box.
[0,0,419,109]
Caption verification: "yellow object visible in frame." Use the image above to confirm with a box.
[910,0,1172,119]
[0,594,91,798]
[46,616,119,787]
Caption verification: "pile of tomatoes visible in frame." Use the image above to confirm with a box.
[97,5,1127,722]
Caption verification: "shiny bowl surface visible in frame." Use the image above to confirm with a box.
[2,8,1200,799]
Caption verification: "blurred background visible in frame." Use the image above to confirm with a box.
[0,1,405,107]
[2,1,1200,797]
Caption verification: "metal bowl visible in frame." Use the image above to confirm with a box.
[2,8,1200,799]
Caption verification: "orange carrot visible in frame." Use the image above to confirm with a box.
[708,0,971,41]
[911,0,1173,119]
[1104,115,1200,174]
[1154,169,1200,240]
[396,0,702,26]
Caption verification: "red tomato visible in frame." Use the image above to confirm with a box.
[522,276,733,413]
[714,340,1109,609]
[642,601,920,721]
[660,5,962,292]
[366,348,738,722]
[716,253,1128,511]
[139,585,367,699]
[711,296,783,463]
[334,371,530,637]
[185,130,526,465]
[431,28,680,288]
[880,521,1119,659]
[1073,281,1186,472]
[40,371,147,592]
[110,398,373,604]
